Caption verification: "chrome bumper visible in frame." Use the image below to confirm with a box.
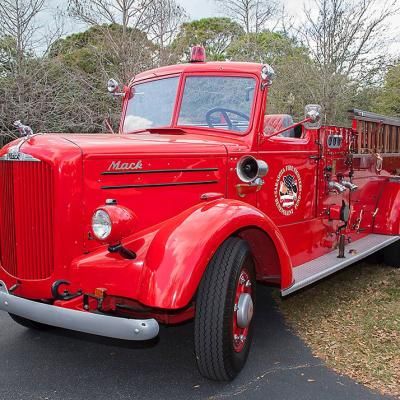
[0,281,159,341]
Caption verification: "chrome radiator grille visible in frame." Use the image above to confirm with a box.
[0,160,55,279]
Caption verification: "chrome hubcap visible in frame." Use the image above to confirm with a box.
[233,269,253,353]
[236,293,254,328]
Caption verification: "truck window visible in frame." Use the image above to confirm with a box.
[123,76,179,133]
[264,114,303,138]
[178,76,256,133]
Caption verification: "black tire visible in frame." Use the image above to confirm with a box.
[194,237,256,381]
[383,241,400,268]
[9,313,51,330]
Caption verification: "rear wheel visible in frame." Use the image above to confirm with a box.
[194,237,256,381]
[9,314,51,330]
[383,241,400,268]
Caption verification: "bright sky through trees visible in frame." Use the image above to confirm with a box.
[44,0,398,54]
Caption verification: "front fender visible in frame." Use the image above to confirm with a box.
[137,199,292,309]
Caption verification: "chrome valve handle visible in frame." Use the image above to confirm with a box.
[341,180,358,192]
[329,181,346,194]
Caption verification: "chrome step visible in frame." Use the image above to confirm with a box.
[281,234,400,296]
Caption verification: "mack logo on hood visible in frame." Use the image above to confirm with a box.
[108,160,143,171]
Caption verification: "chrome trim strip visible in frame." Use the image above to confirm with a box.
[101,180,219,190]
[0,156,41,162]
[282,234,400,296]
[0,281,159,341]
[102,167,219,176]
[0,138,42,162]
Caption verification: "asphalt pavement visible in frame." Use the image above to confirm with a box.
[0,285,393,400]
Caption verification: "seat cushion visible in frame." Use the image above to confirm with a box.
[264,114,295,137]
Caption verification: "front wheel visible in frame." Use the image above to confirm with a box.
[194,237,256,381]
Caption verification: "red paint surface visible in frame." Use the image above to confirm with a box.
[0,61,399,322]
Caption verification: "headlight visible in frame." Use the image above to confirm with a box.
[91,205,135,244]
[92,209,112,240]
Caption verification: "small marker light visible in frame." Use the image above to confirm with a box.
[94,288,107,299]
[190,46,206,63]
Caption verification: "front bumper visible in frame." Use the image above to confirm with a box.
[0,281,159,341]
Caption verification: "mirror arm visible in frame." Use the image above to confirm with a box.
[266,117,313,139]
[104,117,115,134]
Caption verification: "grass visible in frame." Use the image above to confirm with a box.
[274,262,400,398]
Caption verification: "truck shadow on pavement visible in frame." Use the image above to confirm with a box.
[0,285,393,400]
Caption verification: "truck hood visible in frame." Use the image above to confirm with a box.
[39,133,232,253]
[0,132,232,290]
[0,133,234,254]
[59,133,237,157]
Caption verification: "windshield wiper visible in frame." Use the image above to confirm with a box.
[130,127,186,135]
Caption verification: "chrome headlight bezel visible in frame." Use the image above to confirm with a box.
[92,209,112,241]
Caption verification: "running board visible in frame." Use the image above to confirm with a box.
[281,234,400,296]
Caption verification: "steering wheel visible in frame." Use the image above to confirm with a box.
[205,107,250,130]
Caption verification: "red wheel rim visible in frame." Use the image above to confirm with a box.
[232,268,253,353]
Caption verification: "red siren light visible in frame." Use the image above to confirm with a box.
[190,46,206,63]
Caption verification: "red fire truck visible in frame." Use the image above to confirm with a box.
[0,47,399,381]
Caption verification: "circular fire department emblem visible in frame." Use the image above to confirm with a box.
[274,165,302,216]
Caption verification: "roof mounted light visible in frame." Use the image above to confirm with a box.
[190,46,206,63]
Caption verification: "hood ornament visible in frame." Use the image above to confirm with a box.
[13,120,34,138]
[0,121,41,162]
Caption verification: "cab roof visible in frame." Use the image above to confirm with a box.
[132,62,264,84]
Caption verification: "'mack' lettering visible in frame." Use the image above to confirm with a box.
[108,160,143,171]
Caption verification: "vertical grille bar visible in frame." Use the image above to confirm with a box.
[0,162,18,277]
[0,160,54,280]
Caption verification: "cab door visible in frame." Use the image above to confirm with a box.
[257,128,319,224]
[257,121,320,266]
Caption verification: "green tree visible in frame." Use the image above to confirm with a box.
[227,31,306,64]
[49,24,155,80]
[0,36,18,75]
[374,63,400,117]
[299,0,398,124]
[214,0,278,34]
[172,17,244,61]
[47,24,158,136]
[0,57,115,140]
[227,31,315,120]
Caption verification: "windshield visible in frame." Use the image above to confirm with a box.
[178,76,256,133]
[123,77,179,133]
[123,75,256,134]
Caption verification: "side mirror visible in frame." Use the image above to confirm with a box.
[261,64,275,88]
[304,104,322,130]
[107,79,125,97]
